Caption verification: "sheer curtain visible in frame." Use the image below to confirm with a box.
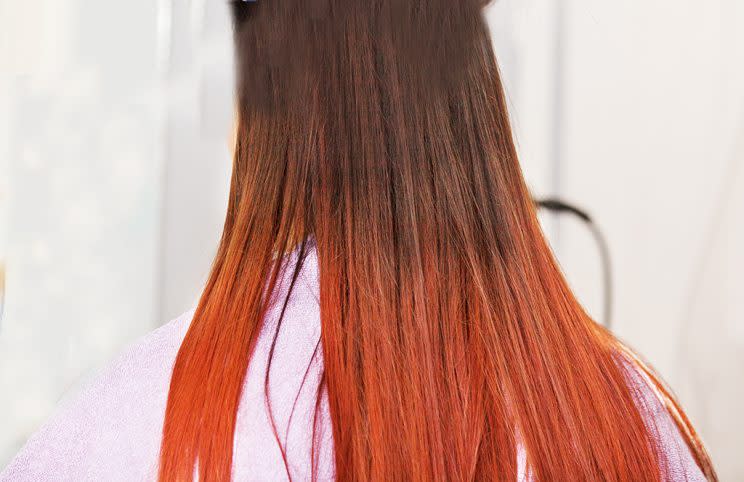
[0,0,232,465]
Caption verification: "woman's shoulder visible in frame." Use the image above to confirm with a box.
[620,353,709,481]
[0,309,196,482]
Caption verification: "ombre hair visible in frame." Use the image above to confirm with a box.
[159,1,716,480]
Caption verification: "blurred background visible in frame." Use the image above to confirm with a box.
[0,0,742,478]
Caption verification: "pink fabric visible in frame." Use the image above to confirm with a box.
[1,250,704,481]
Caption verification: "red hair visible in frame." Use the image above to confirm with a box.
[159,1,716,480]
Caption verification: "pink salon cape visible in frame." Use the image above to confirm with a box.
[1,249,705,481]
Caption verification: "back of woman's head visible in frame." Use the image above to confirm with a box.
[158,1,716,480]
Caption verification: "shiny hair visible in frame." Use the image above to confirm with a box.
[158,1,716,480]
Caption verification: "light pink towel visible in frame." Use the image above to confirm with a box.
[0,250,704,481]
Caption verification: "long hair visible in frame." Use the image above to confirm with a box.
[158,1,716,480]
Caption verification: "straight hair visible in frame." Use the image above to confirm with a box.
[159,1,716,480]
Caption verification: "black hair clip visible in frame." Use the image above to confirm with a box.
[231,0,257,26]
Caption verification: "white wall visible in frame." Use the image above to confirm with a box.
[554,2,744,478]
[156,0,234,322]
[488,1,744,479]
[486,0,558,197]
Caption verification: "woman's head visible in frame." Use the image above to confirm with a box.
[159,2,716,480]
[223,0,529,261]
[230,0,491,110]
